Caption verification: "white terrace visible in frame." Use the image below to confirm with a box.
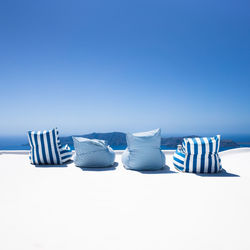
[0,148,250,250]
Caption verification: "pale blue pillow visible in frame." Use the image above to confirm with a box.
[121,129,165,170]
[73,137,115,167]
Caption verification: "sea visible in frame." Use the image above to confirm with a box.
[0,134,250,151]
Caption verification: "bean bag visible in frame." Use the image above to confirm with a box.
[173,135,222,173]
[122,128,165,171]
[73,137,115,167]
[27,128,72,165]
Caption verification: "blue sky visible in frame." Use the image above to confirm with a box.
[0,0,250,136]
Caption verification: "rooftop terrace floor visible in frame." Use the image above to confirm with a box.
[0,148,250,250]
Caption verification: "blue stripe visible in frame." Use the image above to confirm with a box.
[52,129,61,164]
[214,154,218,173]
[34,133,41,164]
[186,140,191,172]
[187,140,190,154]
[186,154,190,172]
[60,149,71,154]
[192,138,198,172]
[61,155,71,160]
[46,131,54,164]
[207,156,211,173]
[40,133,48,164]
[200,137,205,173]
[173,156,184,165]
[207,140,213,173]
[173,163,184,171]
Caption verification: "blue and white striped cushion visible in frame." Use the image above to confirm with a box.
[28,128,72,165]
[173,148,185,171]
[182,135,221,155]
[184,152,222,173]
[59,144,73,164]
[55,129,73,164]
[173,135,222,173]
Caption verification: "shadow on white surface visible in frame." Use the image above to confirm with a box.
[34,160,73,168]
[197,169,240,177]
[138,165,178,174]
[78,162,118,171]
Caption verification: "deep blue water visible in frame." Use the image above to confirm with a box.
[0,135,250,151]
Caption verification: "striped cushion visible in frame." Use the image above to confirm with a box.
[182,135,221,155]
[55,129,73,164]
[184,153,222,173]
[59,144,73,164]
[173,148,185,172]
[173,135,222,173]
[27,128,72,165]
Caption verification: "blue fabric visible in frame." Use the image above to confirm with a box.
[182,135,221,154]
[59,144,73,163]
[55,129,73,163]
[27,128,72,165]
[73,137,115,167]
[173,135,222,173]
[173,148,185,171]
[122,129,165,171]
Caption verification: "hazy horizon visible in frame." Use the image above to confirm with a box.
[1,131,250,141]
[1,130,250,151]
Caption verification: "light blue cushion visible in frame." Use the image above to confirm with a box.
[121,129,165,171]
[73,137,115,167]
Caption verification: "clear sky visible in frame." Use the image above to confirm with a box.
[0,0,249,136]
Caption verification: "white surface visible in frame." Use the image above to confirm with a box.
[0,148,250,250]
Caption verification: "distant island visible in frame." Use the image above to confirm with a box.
[59,132,240,149]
